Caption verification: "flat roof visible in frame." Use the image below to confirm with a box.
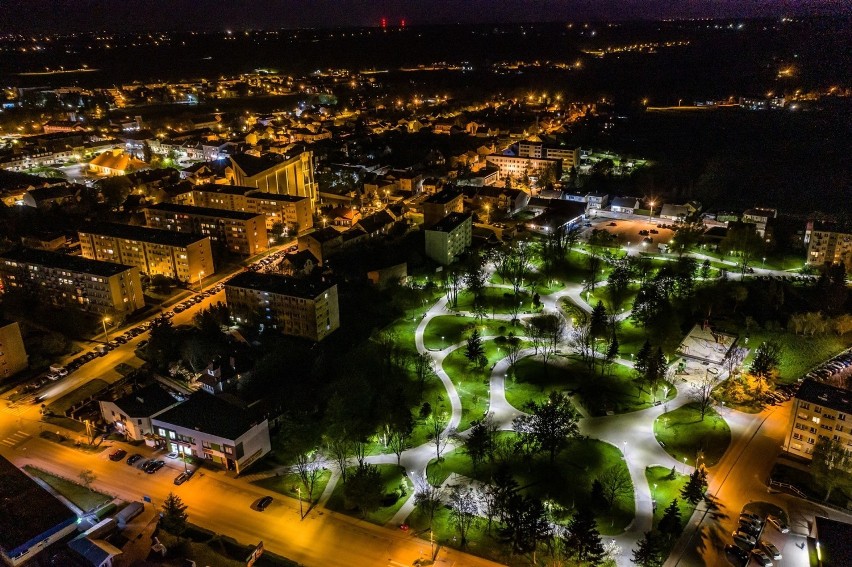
[226,271,335,300]
[423,187,463,205]
[0,456,77,557]
[796,379,852,415]
[814,515,852,567]
[80,222,209,248]
[428,212,471,233]
[193,184,256,196]
[145,202,263,221]
[152,392,260,441]
[248,192,308,203]
[109,383,179,417]
[0,247,135,277]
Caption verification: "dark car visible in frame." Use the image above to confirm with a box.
[256,496,273,511]
[109,449,127,462]
[145,460,165,474]
[126,453,143,465]
[725,544,749,567]
[174,472,191,485]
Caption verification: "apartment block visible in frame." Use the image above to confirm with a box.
[425,212,473,265]
[486,154,562,182]
[225,271,339,341]
[518,141,580,169]
[191,185,313,233]
[144,203,268,256]
[805,221,852,271]
[785,379,852,459]
[422,187,464,227]
[0,248,144,315]
[0,320,27,380]
[79,222,213,282]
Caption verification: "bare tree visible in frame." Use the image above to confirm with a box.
[567,318,595,371]
[414,479,445,528]
[326,437,353,482]
[692,372,715,420]
[448,485,480,547]
[294,450,325,504]
[430,416,451,461]
[79,469,96,490]
[504,334,524,371]
[598,465,632,507]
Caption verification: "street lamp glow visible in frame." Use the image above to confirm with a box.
[102,316,111,343]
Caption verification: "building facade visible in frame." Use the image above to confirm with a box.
[225,271,339,341]
[99,383,179,442]
[225,150,317,209]
[190,185,313,233]
[79,223,213,282]
[0,321,27,380]
[425,213,473,265]
[518,141,580,169]
[422,187,464,227]
[0,248,144,315]
[485,154,562,182]
[784,379,852,459]
[144,203,267,256]
[806,221,852,271]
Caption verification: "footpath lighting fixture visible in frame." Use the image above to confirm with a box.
[297,486,304,520]
[102,317,111,343]
[197,270,205,292]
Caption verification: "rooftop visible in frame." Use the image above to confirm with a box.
[193,184,256,197]
[0,455,77,557]
[249,192,308,203]
[796,379,852,416]
[0,247,136,277]
[226,271,335,300]
[145,202,263,221]
[109,383,179,417]
[814,515,852,567]
[428,212,471,233]
[423,187,463,205]
[152,392,261,441]
[80,222,209,248]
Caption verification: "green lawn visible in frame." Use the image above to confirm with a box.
[742,330,852,384]
[653,403,731,467]
[455,287,535,315]
[407,506,509,565]
[646,466,694,529]
[587,284,640,314]
[426,433,634,535]
[24,466,111,512]
[325,464,412,526]
[423,316,521,350]
[506,356,676,416]
[252,469,332,504]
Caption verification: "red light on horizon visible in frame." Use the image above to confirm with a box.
[381,18,387,29]
[401,19,406,28]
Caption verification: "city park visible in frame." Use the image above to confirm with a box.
[245,222,849,566]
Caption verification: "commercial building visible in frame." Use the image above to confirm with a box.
[0,248,144,315]
[422,187,464,227]
[784,379,852,459]
[485,154,562,182]
[805,221,852,271]
[225,150,317,209]
[190,185,313,233]
[518,141,580,169]
[0,455,78,567]
[425,213,473,265]
[99,383,180,441]
[79,222,213,283]
[0,321,27,380]
[151,393,271,474]
[144,203,267,256]
[225,271,339,342]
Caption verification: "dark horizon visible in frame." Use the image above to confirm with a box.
[2,0,848,33]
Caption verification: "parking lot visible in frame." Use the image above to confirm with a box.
[585,214,677,250]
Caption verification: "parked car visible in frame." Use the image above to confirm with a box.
[145,460,165,474]
[760,541,782,560]
[738,521,761,537]
[167,451,180,459]
[732,531,756,549]
[740,512,763,524]
[766,515,789,533]
[174,472,190,485]
[751,549,773,566]
[126,453,142,466]
[46,373,60,381]
[256,496,273,511]
[724,544,749,567]
[137,340,148,349]
[109,449,127,462]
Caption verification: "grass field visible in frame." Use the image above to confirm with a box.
[646,466,694,529]
[423,316,521,350]
[742,330,852,384]
[456,287,535,315]
[325,464,412,526]
[24,466,111,512]
[654,403,731,467]
[252,470,332,504]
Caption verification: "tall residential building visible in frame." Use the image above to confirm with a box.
[225,271,339,341]
[422,187,464,227]
[485,154,562,181]
[805,221,852,271]
[0,248,144,314]
[144,203,268,256]
[425,212,473,265]
[190,185,313,233]
[0,320,27,379]
[78,222,214,283]
[784,379,852,459]
[225,150,317,209]
[518,140,580,169]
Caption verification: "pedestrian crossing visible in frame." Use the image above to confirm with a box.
[0,430,30,448]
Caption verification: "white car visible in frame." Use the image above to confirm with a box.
[760,541,782,560]
[46,373,60,381]
[767,515,790,534]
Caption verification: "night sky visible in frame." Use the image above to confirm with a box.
[1,0,846,32]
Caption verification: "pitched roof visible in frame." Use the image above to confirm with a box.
[229,153,281,178]
[152,392,260,441]
[90,152,145,172]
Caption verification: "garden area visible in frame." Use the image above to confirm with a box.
[653,403,731,467]
[325,464,412,526]
[423,316,520,351]
[24,466,112,512]
[253,469,333,504]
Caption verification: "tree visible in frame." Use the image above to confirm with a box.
[720,222,764,275]
[146,317,179,370]
[658,499,683,540]
[563,507,605,564]
[294,450,325,505]
[691,372,715,420]
[631,530,667,567]
[448,485,479,547]
[750,341,782,381]
[504,494,551,561]
[465,329,486,368]
[669,224,705,257]
[634,340,652,379]
[412,352,435,395]
[414,476,444,528]
[444,266,463,308]
[700,259,711,279]
[344,463,384,518]
[504,333,523,371]
[79,469,96,490]
[811,437,852,501]
[464,254,488,310]
[490,463,519,525]
[465,418,491,475]
[607,260,633,312]
[598,464,633,508]
[160,492,189,536]
[513,391,580,465]
[326,437,354,483]
[680,468,708,504]
[429,415,451,461]
[386,411,414,467]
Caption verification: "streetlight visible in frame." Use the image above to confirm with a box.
[430,529,434,560]
[762,257,766,268]
[102,317,111,343]
[648,200,656,222]
[683,456,687,473]
[297,486,304,520]
[197,270,205,293]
